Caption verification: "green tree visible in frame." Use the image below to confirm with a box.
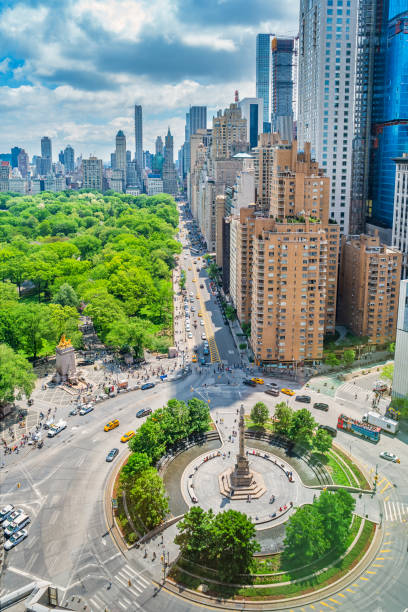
[388,342,395,355]
[175,506,215,563]
[128,467,169,531]
[225,305,236,321]
[288,408,316,447]
[52,283,79,308]
[274,402,293,436]
[250,401,269,427]
[381,363,394,383]
[342,349,356,367]
[106,317,147,357]
[120,452,151,485]
[128,418,166,463]
[313,428,333,454]
[325,352,340,367]
[187,397,211,434]
[390,396,408,418]
[0,344,36,404]
[316,489,355,551]
[283,505,326,565]
[207,262,218,280]
[18,303,57,359]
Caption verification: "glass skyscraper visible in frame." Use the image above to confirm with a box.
[369,2,408,229]
[271,37,294,142]
[256,33,273,127]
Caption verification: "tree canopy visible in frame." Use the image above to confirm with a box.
[0,191,180,359]
[250,401,269,426]
[0,343,36,404]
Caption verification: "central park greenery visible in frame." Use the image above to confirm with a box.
[118,397,211,536]
[0,190,180,404]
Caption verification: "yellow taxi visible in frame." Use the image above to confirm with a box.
[196,294,199,299]
[198,312,203,317]
[192,354,198,363]
[281,388,295,396]
[251,377,264,385]
[188,267,192,271]
[104,419,119,432]
[192,278,197,282]
[120,431,135,443]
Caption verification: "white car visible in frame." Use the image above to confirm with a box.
[2,509,23,531]
[379,451,400,463]
[191,306,195,312]
[201,333,206,340]
[188,332,193,338]
[4,529,28,551]
[189,292,194,296]
[200,320,205,326]
[0,505,14,524]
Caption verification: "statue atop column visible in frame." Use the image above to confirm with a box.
[230,404,253,488]
[53,334,76,383]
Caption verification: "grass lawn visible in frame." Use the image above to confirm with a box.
[244,417,275,433]
[325,451,354,487]
[333,446,370,489]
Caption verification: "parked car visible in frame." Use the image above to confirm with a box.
[141,382,155,390]
[318,424,337,437]
[295,395,311,404]
[106,448,119,462]
[379,451,400,463]
[201,333,206,340]
[243,379,257,387]
[4,529,28,551]
[3,509,23,530]
[0,505,14,524]
[4,514,30,538]
[313,402,329,412]
[136,408,152,418]
[266,382,279,388]
[281,388,295,396]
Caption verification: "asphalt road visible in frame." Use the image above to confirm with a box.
[1,203,407,612]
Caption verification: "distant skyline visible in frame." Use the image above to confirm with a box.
[0,0,298,160]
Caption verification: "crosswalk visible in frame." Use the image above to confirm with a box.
[88,564,150,611]
[338,382,372,397]
[383,500,408,522]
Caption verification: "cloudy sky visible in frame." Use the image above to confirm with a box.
[0,0,298,162]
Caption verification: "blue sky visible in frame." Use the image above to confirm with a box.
[0,0,298,161]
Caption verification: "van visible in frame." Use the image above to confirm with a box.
[4,514,30,538]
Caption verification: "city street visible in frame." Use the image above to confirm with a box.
[0,203,407,612]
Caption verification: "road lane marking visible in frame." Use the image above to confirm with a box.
[89,597,102,610]
[118,602,127,609]
[359,576,369,581]
[366,571,376,574]
[380,549,391,553]
[345,588,355,593]
[380,481,392,494]
[377,477,386,486]
[384,495,390,502]
[329,598,341,604]
[373,564,384,567]
[320,603,334,610]
[376,557,385,560]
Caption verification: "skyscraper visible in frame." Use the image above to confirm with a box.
[368,1,408,231]
[239,98,263,149]
[11,147,22,169]
[298,0,358,234]
[162,128,178,196]
[83,157,103,191]
[155,136,163,156]
[115,130,127,187]
[41,137,52,174]
[256,33,273,127]
[212,103,247,160]
[64,145,75,173]
[392,154,408,278]
[134,105,143,179]
[271,37,294,142]
[17,149,29,178]
[189,106,207,136]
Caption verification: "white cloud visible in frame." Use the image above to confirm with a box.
[0,58,10,73]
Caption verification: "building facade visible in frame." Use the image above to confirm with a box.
[392,154,408,278]
[392,279,408,399]
[82,157,103,191]
[115,130,127,188]
[298,0,358,234]
[64,146,75,173]
[162,128,178,196]
[239,98,263,149]
[211,103,247,161]
[134,105,143,180]
[338,233,402,344]
[271,37,295,142]
[17,149,29,178]
[256,33,273,126]
[40,137,52,174]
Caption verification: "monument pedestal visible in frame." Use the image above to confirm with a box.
[53,338,76,383]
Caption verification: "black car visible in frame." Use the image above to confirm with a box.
[318,424,337,437]
[313,402,329,412]
[78,359,95,366]
[106,448,119,462]
[200,284,204,288]
[141,382,155,390]
[295,395,311,403]
[243,379,257,387]
[136,408,152,418]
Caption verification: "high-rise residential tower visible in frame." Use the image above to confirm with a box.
[184,106,207,180]
[134,105,143,178]
[115,130,127,187]
[239,98,263,149]
[64,145,75,173]
[392,154,408,279]
[256,33,273,127]
[11,147,22,169]
[83,157,103,191]
[212,103,247,160]
[155,136,164,156]
[162,128,178,196]
[298,0,358,234]
[17,149,29,178]
[271,37,295,143]
[41,137,52,174]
